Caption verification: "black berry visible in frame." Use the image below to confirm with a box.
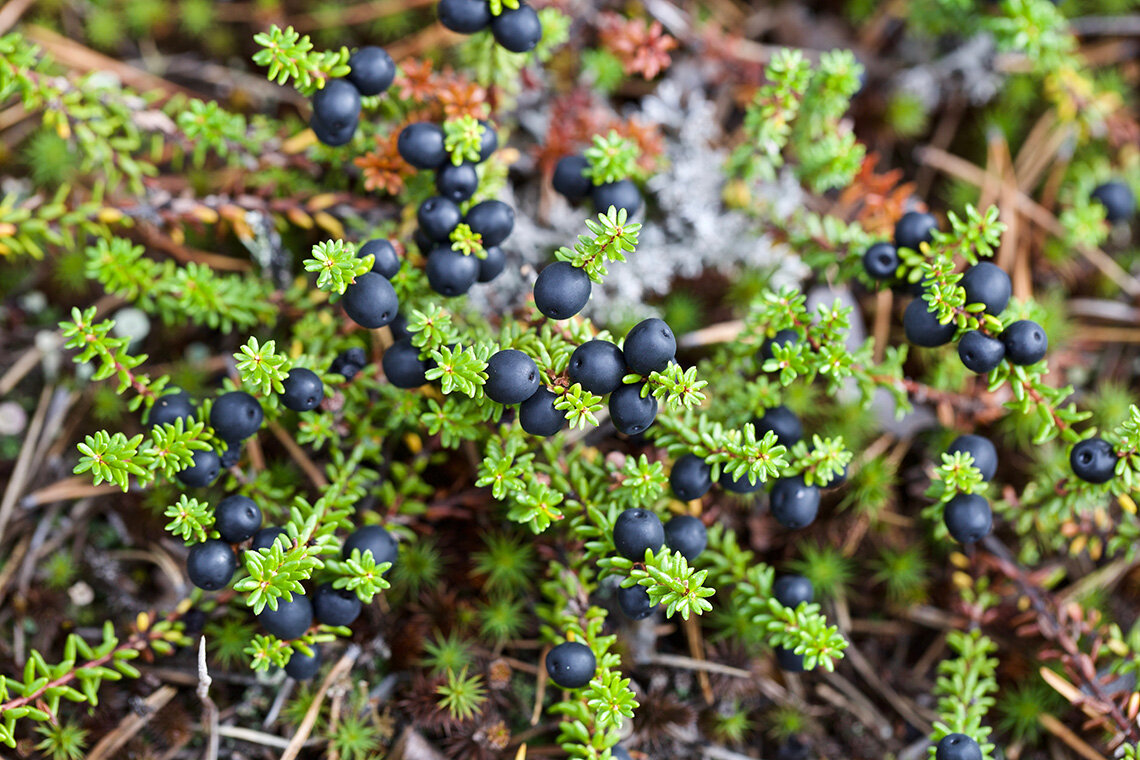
[343,525,398,568]
[313,582,363,627]
[382,338,433,388]
[186,539,236,591]
[330,347,367,380]
[935,733,983,760]
[775,646,807,672]
[591,179,642,216]
[284,647,322,680]
[215,495,262,544]
[398,122,447,169]
[568,340,625,395]
[426,246,480,297]
[281,368,324,412]
[491,4,542,53]
[418,196,462,242]
[943,493,992,544]
[894,210,938,251]
[310,115,356,147]
[177,449,221,487]
[773,574,814,608]
[1000,320,1047,365]
[519,387,565,437]
[623,318,676,376]
[464,200,515,246]
[669,454,712,501]
[478,245,506,282]
[663,515,707,561]
[534,261,592,319]
[147,391,195,428]
[769,476,820,529]
[553,155,591,202]
[485,349,540,405]
[612,507,665,560]
[311,79,361,134]
[754,406,802,448]
[862,242,900,280]
[257,594,313,640]
[438,0,492,33]
[342,271,399,328]
[346,46,395,96]
[362,239,400,279]
[211,391,264,442]
[759,329,799,363]
[947,434,998,481]
[1091,181,1135,225]
[390,313,412,341]
[960,262,1011,315]
[617,582,655,620]
[219,443,241,469]
[904,296,956,348]
[957,330,1005,374]
[1070,437,1116,484]
[251,526,288,552]
[608,382,658,435]
[435,162,479,203]
[545,641,596,689]
[476,120,498,161]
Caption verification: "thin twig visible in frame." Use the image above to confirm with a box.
[280,645,361,760]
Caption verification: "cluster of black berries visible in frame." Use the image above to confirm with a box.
[861,210,939,283]
[397,120,513,297]
[942,434,997,544]
[310,47,395,146]
[551,154,642,217]
[342,238,401,330]
[438,0,543,53]
[612,507,708,620]
[771,573,814,672]
[1091,180,1136,225]
[149,388,267,487]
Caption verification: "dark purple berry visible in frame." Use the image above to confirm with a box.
[418,196,462,242]
[476,120,498,161]
[754,406,802,448]
[343,525,398,568]
[957,330,1005,374]
[775,646,807,672]
[609,382,657,435]
[464,200,514,246]
[313,582,363,627]
[281,368,324,412]
[623,318,676,376]
[257,594,313,640]
[346,46,395,96]
[904,296,956,348]
[382,338,433,388]
[1070,437,1116,484]
[284,646,322,680]
[960,262,1011,315]
[943,493,992,544]
[591,179,641,216]
[769,477,820,529]
[669,454,712,501]
[342,271,399,328]
[491,3,542,52]
[210,391,264,442]
[720,470,764,494]
[612,507,665,560]
[773,574,813,608]
[663,515,707,561]
[362,239,400,279]
[935,733,983,760]
[485,349,540,405]
[436,162,479,204]
[147,391,195,428]
[553,155,591,202]
[426,246,480,297]
[177,449,222,487]
[398,122,447,169]
[1000,320,1047,365]
[545,641,596,688]
[330,347,367,380]
[186,539,236,591]
[617,582,655,620]
[477,245,506,282]
[215,495,262,544]
[438,0,492,33]
[947,434,998,481]
[534,261,592,319]
[1091,181,1135,225]
[568,340,625,395]
[251,527,288,552]
[894,210,938,251]
[759,329,799,363]
[519,387,565,437]
[311,79,361,134]
[310,115,356,147]
[862,242,900,280]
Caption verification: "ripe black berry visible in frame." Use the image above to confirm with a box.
[177,449,221,487]
[669,454,712,501]
[769,477,820,529]
[478,245,506,282]
[568,340,625,395]
[943,493,992,544]
[362,239,400,279]
[862,242,900,281]
[1091,181,1135,225]
[186,539,236,591]
[591,179,642,216]
[960,262,1011,315]
[436,162,479,203]
[519,387,565,437]
[330,347,367,380]
[534,261,592,319]
[438,0,492,33]
[773,574,814,608]
[147,391,195,428]
[617,582,655,620]
[220,443,241,469]
[418,196,462,242]
[211,391,264,442]
[1000,320,1047,365]
[553,155,591,202]
[215,495,262,544]
[426,247,480,297]
[774,646,807,672]
[257,594,313,640]
[413,227,433,253]
[759,329,799,363]
[894,210,938,251]
[663,515,707,561]
[491,4,543,53]
[343,525,398,568]
[612,507,665,560]
[1070,437,1116,484]
[624,318,676,376]
[346,46,395,96]
[342,271,399,328]
[957,330,1005,374]
[719,470,764,494]
[754,406,803,448]
[382,338,433,388]
[313,582,363,627]
[465,200,515,246]
[281,368,324,412]
[476,120,498,161]
[545,641,596,689]
[608,382,658,435]
[903,296,956,348]
[935,733,983,760]
[251,526,288,552]
[398,122,447,169]
[947,434,998,481]
[284,647,322,680]
[485,349,540,405]
[310,115,355,147]
[311,79,361,135]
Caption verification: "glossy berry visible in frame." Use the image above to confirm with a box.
[903,297,956,348]
[759,329,798,363]
[330,347,367,380]
[177,449,221,487]
[390,313,411,341]
[220,443,241,469]
[1070,437,1116,484]
[310,115,356,147]
[720,470,764,494]
[943,493,992,544]
[438,0,492,33]
[609,382,658,435]
[617,582,655,620]
[313,582,363,627]
[398,122,447,169]
[553,155,591,202]
[775,646,807,672]
[669,454,712,501]
[284,647,322,680]
[211,391,264,442]
[343,525,398,568]
[624,318,676,376]
[147,391,195,428]
[534,261,592,319]
[957,330,1005,374]
[947,434,998,481]
[1000,320,1048,365]
[311,79,360,135]
[476,120,498,161]
[894,210,938,251]
[362,239,400,279]
[568,340,625,395]
[663,515,707,561]
[281,368,324,412]
[478,245,506,282]
[592,179,641,216]
[426,246,480,297]
[754,406,802,447]
[342,271,399,328]
[257,594,313,640]
[215,495,262,544]
[519,387,565,437]
[465,200,514,246]
[862,242,900,280]
[250,526,288,552]
[545,641,596,689]
[485,349,540,405]
[186,539,236,591]
[413,227,433,253]
[769,477,820,529]
[773,575,814,608]
[960,262,1010,315]
[382,338,433,388]
[1091,181,1135,225]
[612,508,665,560]
[935,733,983,760]
[491,4,542,52]
[436,162,479,203]
[418,196,462,242]
[346,46,395,96]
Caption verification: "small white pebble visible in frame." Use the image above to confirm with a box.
[0,401,27,436]
[68,581,94,606]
